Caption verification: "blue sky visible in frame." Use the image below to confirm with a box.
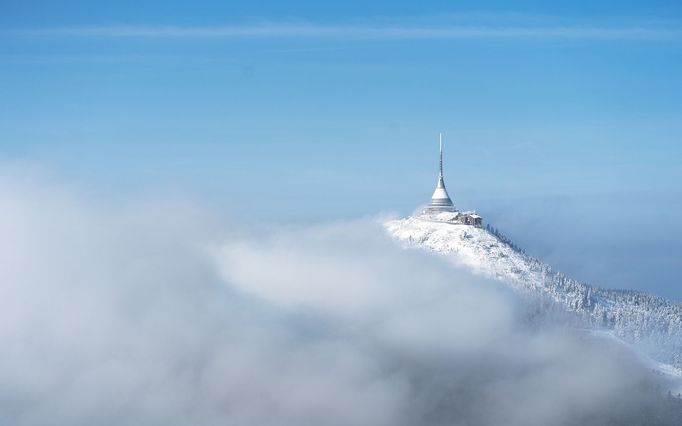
[1,0,681,297]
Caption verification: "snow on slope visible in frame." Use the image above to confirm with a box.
[385,213,682,372]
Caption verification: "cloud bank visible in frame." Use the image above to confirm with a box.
[0,169,680,425]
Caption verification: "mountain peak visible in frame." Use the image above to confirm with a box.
[384,214,682,378]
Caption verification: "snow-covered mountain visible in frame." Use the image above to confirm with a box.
[385,212,682,372]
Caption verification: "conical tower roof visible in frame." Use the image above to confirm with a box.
[424,133,456,213]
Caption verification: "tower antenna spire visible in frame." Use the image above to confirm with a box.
[423,132,456,213]
[439,132,443,178]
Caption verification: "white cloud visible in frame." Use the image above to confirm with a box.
[0,167,678,425]
[8,24,682,41]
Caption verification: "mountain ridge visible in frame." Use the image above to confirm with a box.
[384,212,682,373]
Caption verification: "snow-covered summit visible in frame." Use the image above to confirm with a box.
[387,215,537,288]
[385,214,682,371]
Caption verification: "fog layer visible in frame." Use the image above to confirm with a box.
[0,172,677,425]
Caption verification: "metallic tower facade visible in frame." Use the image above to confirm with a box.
[424,133,457,213]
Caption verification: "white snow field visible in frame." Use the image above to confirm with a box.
[385,212,682,379]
